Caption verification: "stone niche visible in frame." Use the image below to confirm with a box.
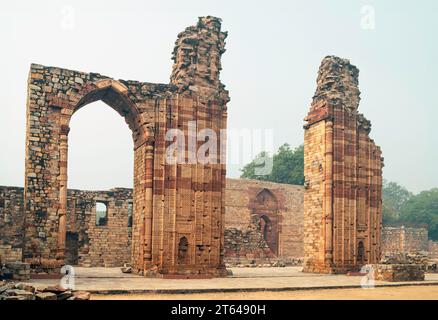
[22,16,229,278]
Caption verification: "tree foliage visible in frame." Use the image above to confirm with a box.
[398,189,438,240]
[240,144,304,185]
[382,179,413,225]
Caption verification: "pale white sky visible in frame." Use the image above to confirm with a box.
[0,0,437,193]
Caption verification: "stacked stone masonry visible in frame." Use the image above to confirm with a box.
[381,226,429,255]
[23,16,229,277]
[303,56,384,273]
[224,179,304,266]
[0,179,305,267]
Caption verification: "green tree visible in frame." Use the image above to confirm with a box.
[240,144,304,185]
[399,188,438,240]
[382,180,413,225]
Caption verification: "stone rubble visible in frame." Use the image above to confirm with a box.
[0,281,91,300]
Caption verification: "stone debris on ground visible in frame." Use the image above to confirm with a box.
[0,280,90,300]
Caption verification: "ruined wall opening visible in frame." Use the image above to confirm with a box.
[260,215,271,243]
[95,202,108,226]
[127,202,133,228]
[357,241,365,265]
[62,85,141,267]
[253,189,279,256]
[65,232,79,265]
[68,101,134,190]
[178,237,189,265]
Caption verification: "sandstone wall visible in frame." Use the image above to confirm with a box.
[0,179,304,266]
[429,241,438,259]
[381,226,428,255]
[225,179,304,264]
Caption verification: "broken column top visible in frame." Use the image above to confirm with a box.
[312,55,361,112]
[170,16,229,101]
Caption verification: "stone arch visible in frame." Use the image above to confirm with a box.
[67,79,148,149]
[251,188,279,255]
[53,78,151,266]
[256,188,278,210]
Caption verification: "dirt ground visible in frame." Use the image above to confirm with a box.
[92,285,438,300]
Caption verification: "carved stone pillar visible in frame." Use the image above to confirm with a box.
[144,143,154,265]
[324,120,334,266]
[57,125,70,261]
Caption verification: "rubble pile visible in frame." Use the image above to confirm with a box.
[0,281,91,300]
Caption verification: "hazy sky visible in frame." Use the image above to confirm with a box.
[0,0,437,193]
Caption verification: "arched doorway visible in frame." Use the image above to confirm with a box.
[55,81,145,265]
[253,189,279,255]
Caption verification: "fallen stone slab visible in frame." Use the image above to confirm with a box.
[68,291,91,300]
[36,292,58,300]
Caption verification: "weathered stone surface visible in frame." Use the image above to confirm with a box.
[372,264,425,282]
[21,16,229,278]
[69,291,91,300]
[303,56,384,274]
[224,179,304,266]
[382,225,429,255]
[0,281,88,301]
[36,292,58,300]
[2,289,35,300]
[0,178,305,269]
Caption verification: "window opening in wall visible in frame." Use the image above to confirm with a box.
[96,202,108,226]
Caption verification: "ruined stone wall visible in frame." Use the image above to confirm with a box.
[381,226,428,255]
[224,179,304,264]
[65,188,132,267]
[0,178,304,266]
[0,186,132,267]
[0,187,25,263]
[303,56,383,274]
[429,241,438,259]
[23,16,229,277]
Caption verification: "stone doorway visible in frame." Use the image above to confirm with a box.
[65,232,79,266]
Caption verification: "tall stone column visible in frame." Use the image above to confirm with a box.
[324,120,334,266]
[143,143,154,265]
[57,125,69,261]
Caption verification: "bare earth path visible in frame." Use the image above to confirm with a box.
[92,285,438,300]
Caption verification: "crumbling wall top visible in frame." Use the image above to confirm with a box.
[170,16,229,102]
[312,55,360,112]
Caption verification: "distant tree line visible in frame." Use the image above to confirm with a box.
[240,144,438,241]
[240,144,304,186]
[382,180,438,240]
